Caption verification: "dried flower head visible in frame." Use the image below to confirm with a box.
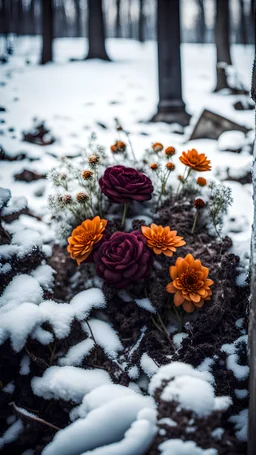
[178,175,184,182]
[82,170,94,180]
[67,216,107,265]
[141,223,186,257]
[88,154,100,166]
[194,198,205,209]
[62,194,72,205]
[76,192,89,203]
[165,146,176,157]
[197,177,207,187]
[152,142,164,153]
[166,162,175,171]
[179,149,211,172]
[150,163,158,170]
[166,253,214,312]
[110,141,126,154]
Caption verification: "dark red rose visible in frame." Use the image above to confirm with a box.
[99,165,154,203]
[94,231,154,288]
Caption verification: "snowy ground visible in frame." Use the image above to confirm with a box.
[0,37,254,455]
[0,37,254,269]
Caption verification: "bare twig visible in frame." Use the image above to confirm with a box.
[9,402,61,431]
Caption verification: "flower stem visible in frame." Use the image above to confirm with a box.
[125,130,137,163]
[192,209,198,234]
[121,202,128,228]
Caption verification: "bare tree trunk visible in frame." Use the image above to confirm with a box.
[74,0,82,37]
[151,0,191,126]
[128,0,133,39]
[214,0,232,92]
[28,0,36,35]
[86,0,111,61]
[115,0,121,38]
[138,0,144,42]
[238,0,247,44]
[17,0,24,35]
[41,0,53,64]
[196,0,206,43]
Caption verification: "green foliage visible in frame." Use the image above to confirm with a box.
[208,181,233,237]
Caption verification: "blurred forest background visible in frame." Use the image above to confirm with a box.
[0,0,254,55]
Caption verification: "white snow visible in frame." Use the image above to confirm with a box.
[70,288,106,320]
[221,335,249,380]
[20,355,30,375]
[0,419,24,449]
[158,439,217,455]
[32,366,112,403]
[31,264,56,291]
[2,381,15,394]
[211,427,224,440]
[158,417,177,427]
[218,131,246,152]
[229,409,248,442]
[59,338,95,366]
[42,395,155,455]
[149,362,231,417]
[173,332,188,350]
[234,389,248,399]
[134,298,156,313]
[140,353,159,377]
[0,274,43,308]
[82,318,122,359]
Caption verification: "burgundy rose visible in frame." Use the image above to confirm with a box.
[99,165,154,203]
[95,231,154,288]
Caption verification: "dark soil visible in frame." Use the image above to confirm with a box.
[0,195,249,454]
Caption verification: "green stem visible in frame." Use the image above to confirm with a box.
[157,311,172,346]
[192,209,198,234]
[125,131,137,163]
[121,202,128,228]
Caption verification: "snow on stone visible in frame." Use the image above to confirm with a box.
[82,318,122,359]
[39,301,74,339]
[32,366,112,403]
[229,409,248,442]
[1,196,27,216]
[140,353,158,378]
[0,275,43,308]
[221,335,249,380]
[0,188,11,209]
[134,298,156,313]
[12,229,43,256]
[31,264,56,291]
[159,439,217,455]
[0,303,42,351]
[42,395,155,455]
[59,338,95,366]
[74,384,138,420]
[173,332,188,350]
[0,419,24,449]
[70,288,106,320]
[218,131,246,152]
[20,355,30,375]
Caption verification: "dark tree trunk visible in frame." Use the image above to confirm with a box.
[214,0,232,92]
[74,0,82,37]
[196,0,206,43]
[17,0,24,35]
[138,0,144,42]
[28,0,36,35]
[41,0,53,64]
[238,0,247,44]
[151,0,190,126]
[128,0,133,39]
[115,0,121,38]
[86,0,110,61]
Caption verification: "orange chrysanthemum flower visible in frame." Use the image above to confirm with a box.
[179,149,211,172]
[152,142,164,152]
[166,254,214,313]
[141,224,186,257]
[197,177,207,186]
[165,146,176,156]
[67,216,107,265]
[150,163,158,170]
[166,162,175,171]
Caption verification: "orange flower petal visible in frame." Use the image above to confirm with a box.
[182,301,195,313]
[166,282,176,293]
[174,291,185,306]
